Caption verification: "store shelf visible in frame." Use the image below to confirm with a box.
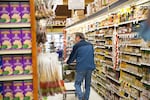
[0,75,33,81]
[104,35,113,38]
[106,64,120,71]
[95,52,105,56]
[120,59,141,66]
[120,51,141,56]
[0,49,32,55]
[141,80,150,86]
[121,68,143,77]
[106,75,120,84]
[95,46,105,49]
[96,78,107,89]
[96,74,106,81]
[120,43,141,47]
[105,45,112,48]
[0,23,31,28]
[105,55,112,59]
[140,47,150,51]
[95,34,104,36]
[141,62,150,66]
[131,85,143,91]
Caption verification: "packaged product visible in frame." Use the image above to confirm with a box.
[23,55,32,74]
[13,56,23,75]
[0,82,3,100]
[13,81,24,100]
[11,29,22,49]
[0,2,10,23]
[20,2,30,23]
[10,2,21,23]
[2,56,13,76]
[21,28,32,49]
[1,29,12,50]
[24,80,33,100]
[3,82,13,100]
[0,56,2,76]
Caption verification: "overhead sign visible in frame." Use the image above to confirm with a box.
[68,0,85,10]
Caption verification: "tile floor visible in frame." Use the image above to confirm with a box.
[47,88,104,100]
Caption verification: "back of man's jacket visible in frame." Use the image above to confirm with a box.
[67,40,95,71]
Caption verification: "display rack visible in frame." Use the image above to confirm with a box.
[65,0,150,99]
[0,0,38,99]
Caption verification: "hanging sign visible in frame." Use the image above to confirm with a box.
[68,0,85,10]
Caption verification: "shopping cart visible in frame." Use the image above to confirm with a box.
[63,63,77,100]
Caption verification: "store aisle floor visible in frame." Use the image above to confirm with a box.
[47,88,104,100]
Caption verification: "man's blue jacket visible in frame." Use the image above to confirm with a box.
[67,40,95,71]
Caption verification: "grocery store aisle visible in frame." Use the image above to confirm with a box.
[47,88,104,100]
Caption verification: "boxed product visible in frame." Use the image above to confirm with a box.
[23,55,32,74]
[20,2,30,23]
[24,80,33,100]
[75,10,84,16]
[13,56,23,75]
[0,56,2,76]
[13,81,24,100]
[2,56,13,76]
[0,2,10,23]
[22,28,32,49]
[3,82,13,100]
[11,29,22,49]
[1,29,12,50]
[10,2,21,23]
[0,82,3,100]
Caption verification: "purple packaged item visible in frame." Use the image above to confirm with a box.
[22,28,32,49]
[11,29,22,49]
[24,80,33,100]
[10,2,21,23]
[0,56,2,76]
[2,56,13,76]
[3,82,13,100]
[0,2,10,23]
[1,29,12,50]
[20,2,30,23]
[13,56,23,75]
[13,81,24,100]
[0,82,3,100]
[23,55,32,74]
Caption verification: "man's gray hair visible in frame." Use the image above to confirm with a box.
[74,32,85,40]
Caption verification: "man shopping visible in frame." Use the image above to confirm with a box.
[67,32,95,100]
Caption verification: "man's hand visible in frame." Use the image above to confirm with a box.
[64,57,69,63]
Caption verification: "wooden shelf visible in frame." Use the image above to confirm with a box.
[0,49,32,55]
[0,75,33,81]
[0,23,31,28]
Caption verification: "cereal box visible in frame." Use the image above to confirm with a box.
[13,56,23,75]
[0,2,10,23]
[0,30,1,50]
[11,29,22,49]
[20,2,30,23]
[1,29,12,50]
[2,56,13,76]
[23,55,32,74]
[0,82,3,100]
[10,2,21,23]
[0,56,3,76]
[24,80,33,100]
[3,82,13,100]
[13,81,24,100]
[22,28,31,49]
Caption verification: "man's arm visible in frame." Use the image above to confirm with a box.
[67,45,77,64]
